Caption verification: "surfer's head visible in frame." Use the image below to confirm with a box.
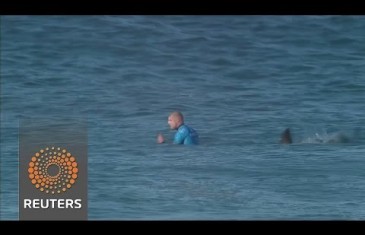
[168,111,184,130]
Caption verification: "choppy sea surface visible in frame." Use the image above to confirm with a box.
[1,16,365,220]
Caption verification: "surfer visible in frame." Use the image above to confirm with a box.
[157,111,199,145]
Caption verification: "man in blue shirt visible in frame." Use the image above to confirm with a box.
[157,111,199,145]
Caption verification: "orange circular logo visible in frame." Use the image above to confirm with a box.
[28,147,78,194]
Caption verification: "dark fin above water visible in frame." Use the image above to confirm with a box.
[280,128,292,144]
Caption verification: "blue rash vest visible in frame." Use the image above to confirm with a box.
[173,124,199,145]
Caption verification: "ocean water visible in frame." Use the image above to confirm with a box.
[1,16,365,220]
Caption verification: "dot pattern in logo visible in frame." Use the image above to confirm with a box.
[28,147,78,194]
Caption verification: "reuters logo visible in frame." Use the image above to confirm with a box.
[28,147,78,194]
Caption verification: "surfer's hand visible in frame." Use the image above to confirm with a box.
[157,133,165,144]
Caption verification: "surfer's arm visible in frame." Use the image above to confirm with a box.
[157,133,165,144]
[173,127,188,144]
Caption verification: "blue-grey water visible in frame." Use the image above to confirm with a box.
[1,16,365,220]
